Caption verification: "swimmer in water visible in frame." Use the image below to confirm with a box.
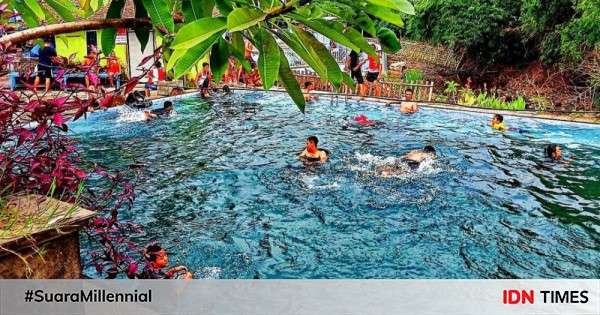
[353,114,376,126]
[299,136,328,163]
[545,144,562,161]
[144,101,173,120]
[137,244,193,279]
[491,114,508,131]
[377,145,436,176]
[399,89,418,114]
[303,81,318,102]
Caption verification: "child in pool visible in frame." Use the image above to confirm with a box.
[299,136,328,163]
[139,244,193,279]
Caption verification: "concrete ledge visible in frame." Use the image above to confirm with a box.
[0,195,95,278]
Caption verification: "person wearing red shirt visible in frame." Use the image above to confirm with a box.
[145,61,165,97]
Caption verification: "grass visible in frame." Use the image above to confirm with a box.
[0,180,85,241]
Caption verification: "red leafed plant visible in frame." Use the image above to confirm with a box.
[0,13,162,278]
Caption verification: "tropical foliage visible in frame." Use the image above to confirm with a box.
[460,88,527,111]
[2,0,415,112]
[402,0,599,65]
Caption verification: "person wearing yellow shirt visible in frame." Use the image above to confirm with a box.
[491,114,508,131]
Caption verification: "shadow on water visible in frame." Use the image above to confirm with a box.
[70,91,600,279]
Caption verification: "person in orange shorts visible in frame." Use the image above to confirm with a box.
[107,52,121,88]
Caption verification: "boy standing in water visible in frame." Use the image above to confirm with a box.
[400,89,418,114]
[299,136,328,163]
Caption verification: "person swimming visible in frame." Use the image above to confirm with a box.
[545,144,562,160]
[491,114,508,131]
[144,101,173,120]
[298,136,328,163]
[377,145,436,176]
[353,114,376,126]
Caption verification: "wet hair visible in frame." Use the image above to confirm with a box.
[202,62,209,68]
[223,85,231,93]
[307,136,318,145]
[145,244,163,262]
[545,144,559,159]
[423,145,436,154]
[304,81,313,88]
[154,61,162,68]
[493,114,504,123]
[405,88,413,94]
[163,101,173,109]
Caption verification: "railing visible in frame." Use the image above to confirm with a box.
[292,73,434,101]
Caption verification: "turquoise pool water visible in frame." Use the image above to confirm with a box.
[70,91,600,279]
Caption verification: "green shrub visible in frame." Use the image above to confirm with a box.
[404,69,423,82]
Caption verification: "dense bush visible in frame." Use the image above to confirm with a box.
[401,0,599,65]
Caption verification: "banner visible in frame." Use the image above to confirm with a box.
[0,280,598,315]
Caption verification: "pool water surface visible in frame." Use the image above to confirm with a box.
[70,91,600,279]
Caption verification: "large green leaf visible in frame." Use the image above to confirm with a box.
[100,0,126,56]
[365,0,415,15]
[141,0,175,33]
[277,47,305,113]
[275,29,327,81]
[45,0,80,21]
[182,0,214,21]
[377,27,401,53]
[355,11,377,36]
[260,0,277,9]
[166,48,186,71]
[174,31,223,79]
[364,4,405,28]
[229,32,251,72]
[293,25,343,86]
[24,0,45,20]
[227,8,266,32]
[288,14,359,52]
[214,0,232,15]
[133,0,149,51]
[210,38,230,84]
[344,27,377,59]
[342,72,356,91]
[172,17,227,49]
[10,0,38,27]
[255,29,280,90]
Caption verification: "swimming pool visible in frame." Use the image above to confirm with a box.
[70,91,600,279]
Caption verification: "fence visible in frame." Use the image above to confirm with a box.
[292,73,435,101]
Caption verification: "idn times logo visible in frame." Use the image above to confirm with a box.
[502,290,589,305]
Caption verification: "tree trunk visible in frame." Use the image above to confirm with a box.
[0,18,157,47]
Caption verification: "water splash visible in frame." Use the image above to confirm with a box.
[115,106,147,123]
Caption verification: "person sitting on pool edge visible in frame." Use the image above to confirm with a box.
[545,144,562,161]
[299,136,328,163]
[144,101,174,120]
[491,114,508,131]
[303,81,317,102]
[400,89,418,114]
[139,244,193,279]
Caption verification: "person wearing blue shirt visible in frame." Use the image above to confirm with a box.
[33,38,57,92]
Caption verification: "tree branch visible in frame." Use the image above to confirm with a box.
[0,0,301,47]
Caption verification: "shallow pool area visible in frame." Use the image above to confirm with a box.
[70,91,600,279]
